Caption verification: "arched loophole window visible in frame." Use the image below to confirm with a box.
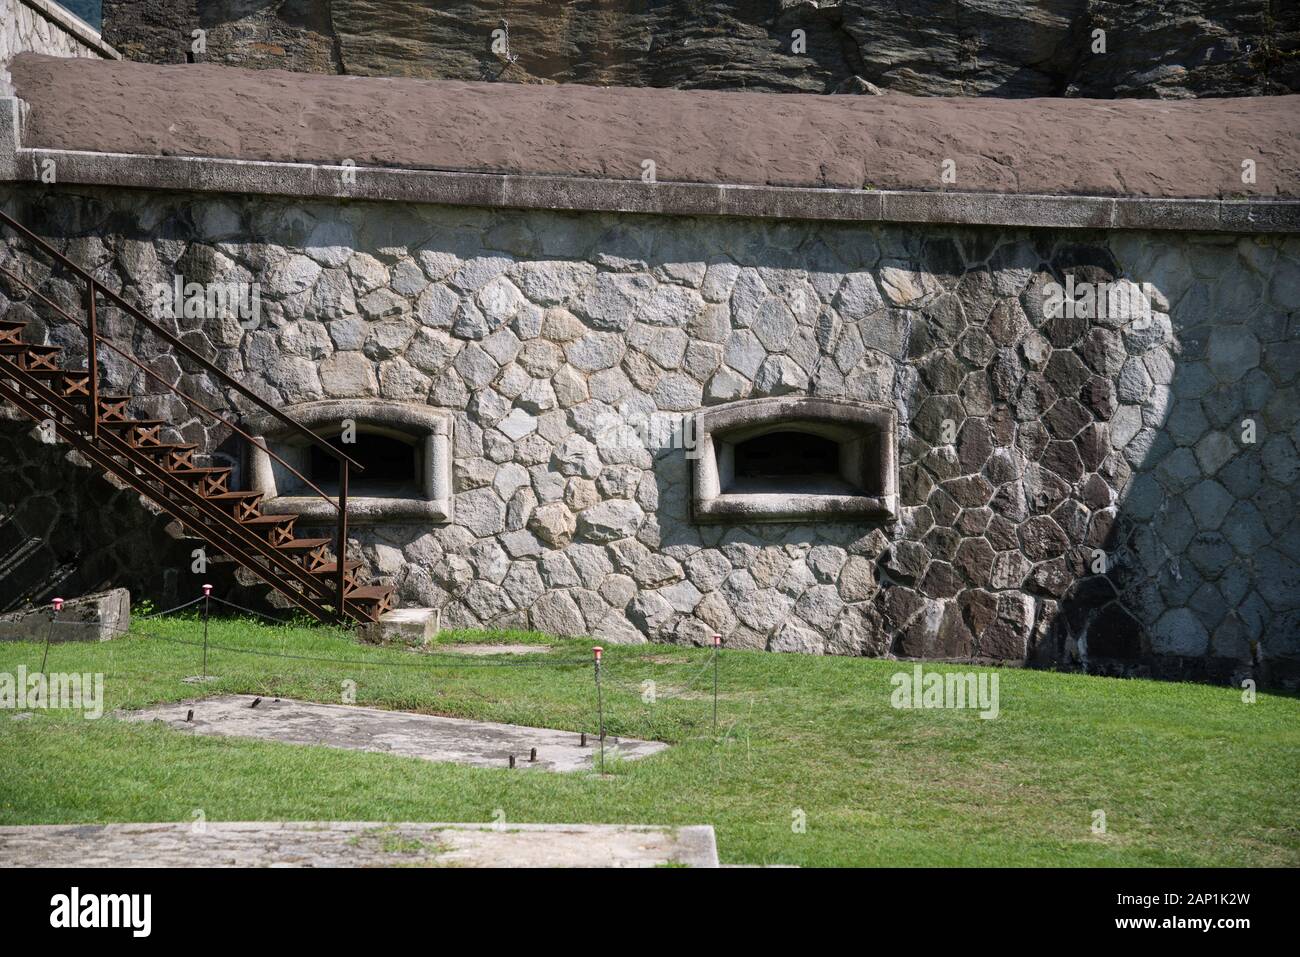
[244,400,453,525]
[692,398,896,523]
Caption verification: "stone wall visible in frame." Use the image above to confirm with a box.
[99,0,1300,98]
[1,184,1296,686]
[0,0,117,96]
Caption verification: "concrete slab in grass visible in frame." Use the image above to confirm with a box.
[437,643,551,655]
[118,695,667,771]
[0,821,719,868]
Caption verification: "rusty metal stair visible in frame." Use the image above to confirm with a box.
[0,211,393,625]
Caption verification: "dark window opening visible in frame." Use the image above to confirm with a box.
[728,431,858,495]
[307,432,418,498]
[735,431,837,478]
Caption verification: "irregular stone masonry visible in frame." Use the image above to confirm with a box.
[0,185,1296,686]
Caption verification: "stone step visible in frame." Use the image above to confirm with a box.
[358,606,440,646]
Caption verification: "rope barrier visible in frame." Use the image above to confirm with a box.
[209,595,306,627]
[12,587,733,780]
[15,592,725,699]
[24,593,205,634]
[138,595,206,620]
[598,650,720,700]
[139,630,593,670]
[12,591,731,778]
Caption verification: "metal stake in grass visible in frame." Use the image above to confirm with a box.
[712,633,721,731]
[593,645,605,775]
[201,584,212,680]
[39,596,63,677]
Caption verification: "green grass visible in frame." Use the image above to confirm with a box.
[1,614,1297,867]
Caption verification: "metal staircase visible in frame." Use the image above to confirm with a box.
[0,208,394,625]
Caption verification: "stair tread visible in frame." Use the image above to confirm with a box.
[276,537,333,550]
[239,514,297,524]
[204,490,262,500]
[311,560,363,573]
[347,585,394,600]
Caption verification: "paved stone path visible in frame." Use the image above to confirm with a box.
[119,695,666,771]
[0,822,718,867]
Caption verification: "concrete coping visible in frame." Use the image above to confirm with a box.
[16,1,121,61]
[0,98,1295,234]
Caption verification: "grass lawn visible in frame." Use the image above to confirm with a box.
[0,613,1296,867]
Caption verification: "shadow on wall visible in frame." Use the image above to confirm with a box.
[1038,235,1300,689]
[624,227,1300,687]
[0,419,252,612]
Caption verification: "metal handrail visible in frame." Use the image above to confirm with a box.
[0,368,338,622]
[0,263,341,511]
[0,207,361,621]
[0,209,364,471]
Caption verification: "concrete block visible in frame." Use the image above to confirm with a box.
[0,588,130,642]
[359,607,440,646]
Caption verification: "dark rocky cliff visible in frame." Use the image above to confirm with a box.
[99,1,1297,97]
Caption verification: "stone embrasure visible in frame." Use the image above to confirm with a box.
[0,183,1297,687]
[691,396,897,523]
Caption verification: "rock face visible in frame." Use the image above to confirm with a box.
[99,0,1298,98]
[101,1,199,67]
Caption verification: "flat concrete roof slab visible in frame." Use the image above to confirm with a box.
[119,695,666,771]
[12,54,1299,200]
[0,822,718,867]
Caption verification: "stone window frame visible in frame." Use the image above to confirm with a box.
[244,399,453,525]
[691,397,897,524]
